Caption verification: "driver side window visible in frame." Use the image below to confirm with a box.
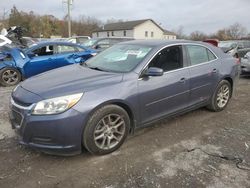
[32,45,54,56]
[148,45,183,72]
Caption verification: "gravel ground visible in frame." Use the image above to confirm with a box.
[0,78,249,188]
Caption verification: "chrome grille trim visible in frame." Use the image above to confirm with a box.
[10,97,34,110]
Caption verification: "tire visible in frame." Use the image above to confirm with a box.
[0,67,21,87]
[83,105,130,155]
[207,80,232,112]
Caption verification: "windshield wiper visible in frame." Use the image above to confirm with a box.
[88,66,107,72]
[80,62,110,72]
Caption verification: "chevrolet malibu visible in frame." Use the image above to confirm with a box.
[10,40,238,155]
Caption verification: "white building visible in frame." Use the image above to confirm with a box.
[92,19,176,40]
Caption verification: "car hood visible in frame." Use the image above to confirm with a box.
[20,64,123,99]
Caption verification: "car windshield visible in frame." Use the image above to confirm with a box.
[84,44,152,73]
[82,39,98,47]
[218,41,237,48]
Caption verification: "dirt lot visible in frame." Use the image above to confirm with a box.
[0,77,250,188]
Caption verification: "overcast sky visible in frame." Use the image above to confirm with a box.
[1,0,250,34]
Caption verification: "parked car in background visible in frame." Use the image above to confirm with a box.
[0,35,12,46]
[21,37,39,47]
[203,39,219,47]
[67,36,91,44]
[240,51,250,75]
[0,41,96,86]
[218,40,250,59]
[82,37,134,52]
[10,40,238,156]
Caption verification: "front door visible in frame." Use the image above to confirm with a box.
[138,45,190,125]
[23,45,55,78]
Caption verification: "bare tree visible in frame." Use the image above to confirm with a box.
[173,26,187,39]
[189,31,207,41]
[226,23,247,39]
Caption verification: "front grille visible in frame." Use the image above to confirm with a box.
[11,110,23,127]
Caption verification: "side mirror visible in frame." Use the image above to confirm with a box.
[144,67,164,77]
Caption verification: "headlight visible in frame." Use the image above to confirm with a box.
[32,93,83,115]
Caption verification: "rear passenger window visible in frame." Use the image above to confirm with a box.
[207,50,216,61]
[186,45,216,65]
[57,45,76,53]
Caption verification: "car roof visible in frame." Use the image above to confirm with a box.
[120,39,210,48]
[27,41,86,51]
[32,41,83,46]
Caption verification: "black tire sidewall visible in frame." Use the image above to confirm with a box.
[83,105,130,155]
[0,67,21,87]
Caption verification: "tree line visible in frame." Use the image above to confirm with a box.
[0,6,249,40]
[0,6,101,38]
[175,23,249,41]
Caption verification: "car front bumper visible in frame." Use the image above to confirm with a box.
[9,99,87,156]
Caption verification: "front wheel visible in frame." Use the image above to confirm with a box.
[207,80,231,112]
[83,105,130,155]
[0,67,21,87]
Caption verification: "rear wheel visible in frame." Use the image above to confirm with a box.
[83,105,130,155]
[207,80,231,111]
[0,67,21,87]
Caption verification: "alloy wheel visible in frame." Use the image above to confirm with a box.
[94,114,126,150]
[216,84,230,108]
[2,69,19,85]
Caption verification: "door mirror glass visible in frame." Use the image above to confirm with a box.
[144,67,164,77]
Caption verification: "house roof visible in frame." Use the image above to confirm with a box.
[94,19,164,32]
[164,30,176,36]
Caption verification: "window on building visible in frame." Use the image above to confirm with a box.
[151,32,154,38]
[107,32,110,37]
[123,30,126,37]
[112,31,114,36]
[145,31,148,37]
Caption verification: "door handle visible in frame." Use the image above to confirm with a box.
[212,68,217,73]
[179,77,186,83]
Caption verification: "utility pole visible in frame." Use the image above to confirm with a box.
[67,0,72,37]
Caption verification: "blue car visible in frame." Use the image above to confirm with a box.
[0,41,96,86]
[10,40,238,155]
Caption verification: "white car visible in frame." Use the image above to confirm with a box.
[0,35,12,47]
[67,36,91,44]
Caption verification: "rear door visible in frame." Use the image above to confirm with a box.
[55,44,90,64]
[55,44,77,66]
[138,45,190,125]
[185,44,220,106]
